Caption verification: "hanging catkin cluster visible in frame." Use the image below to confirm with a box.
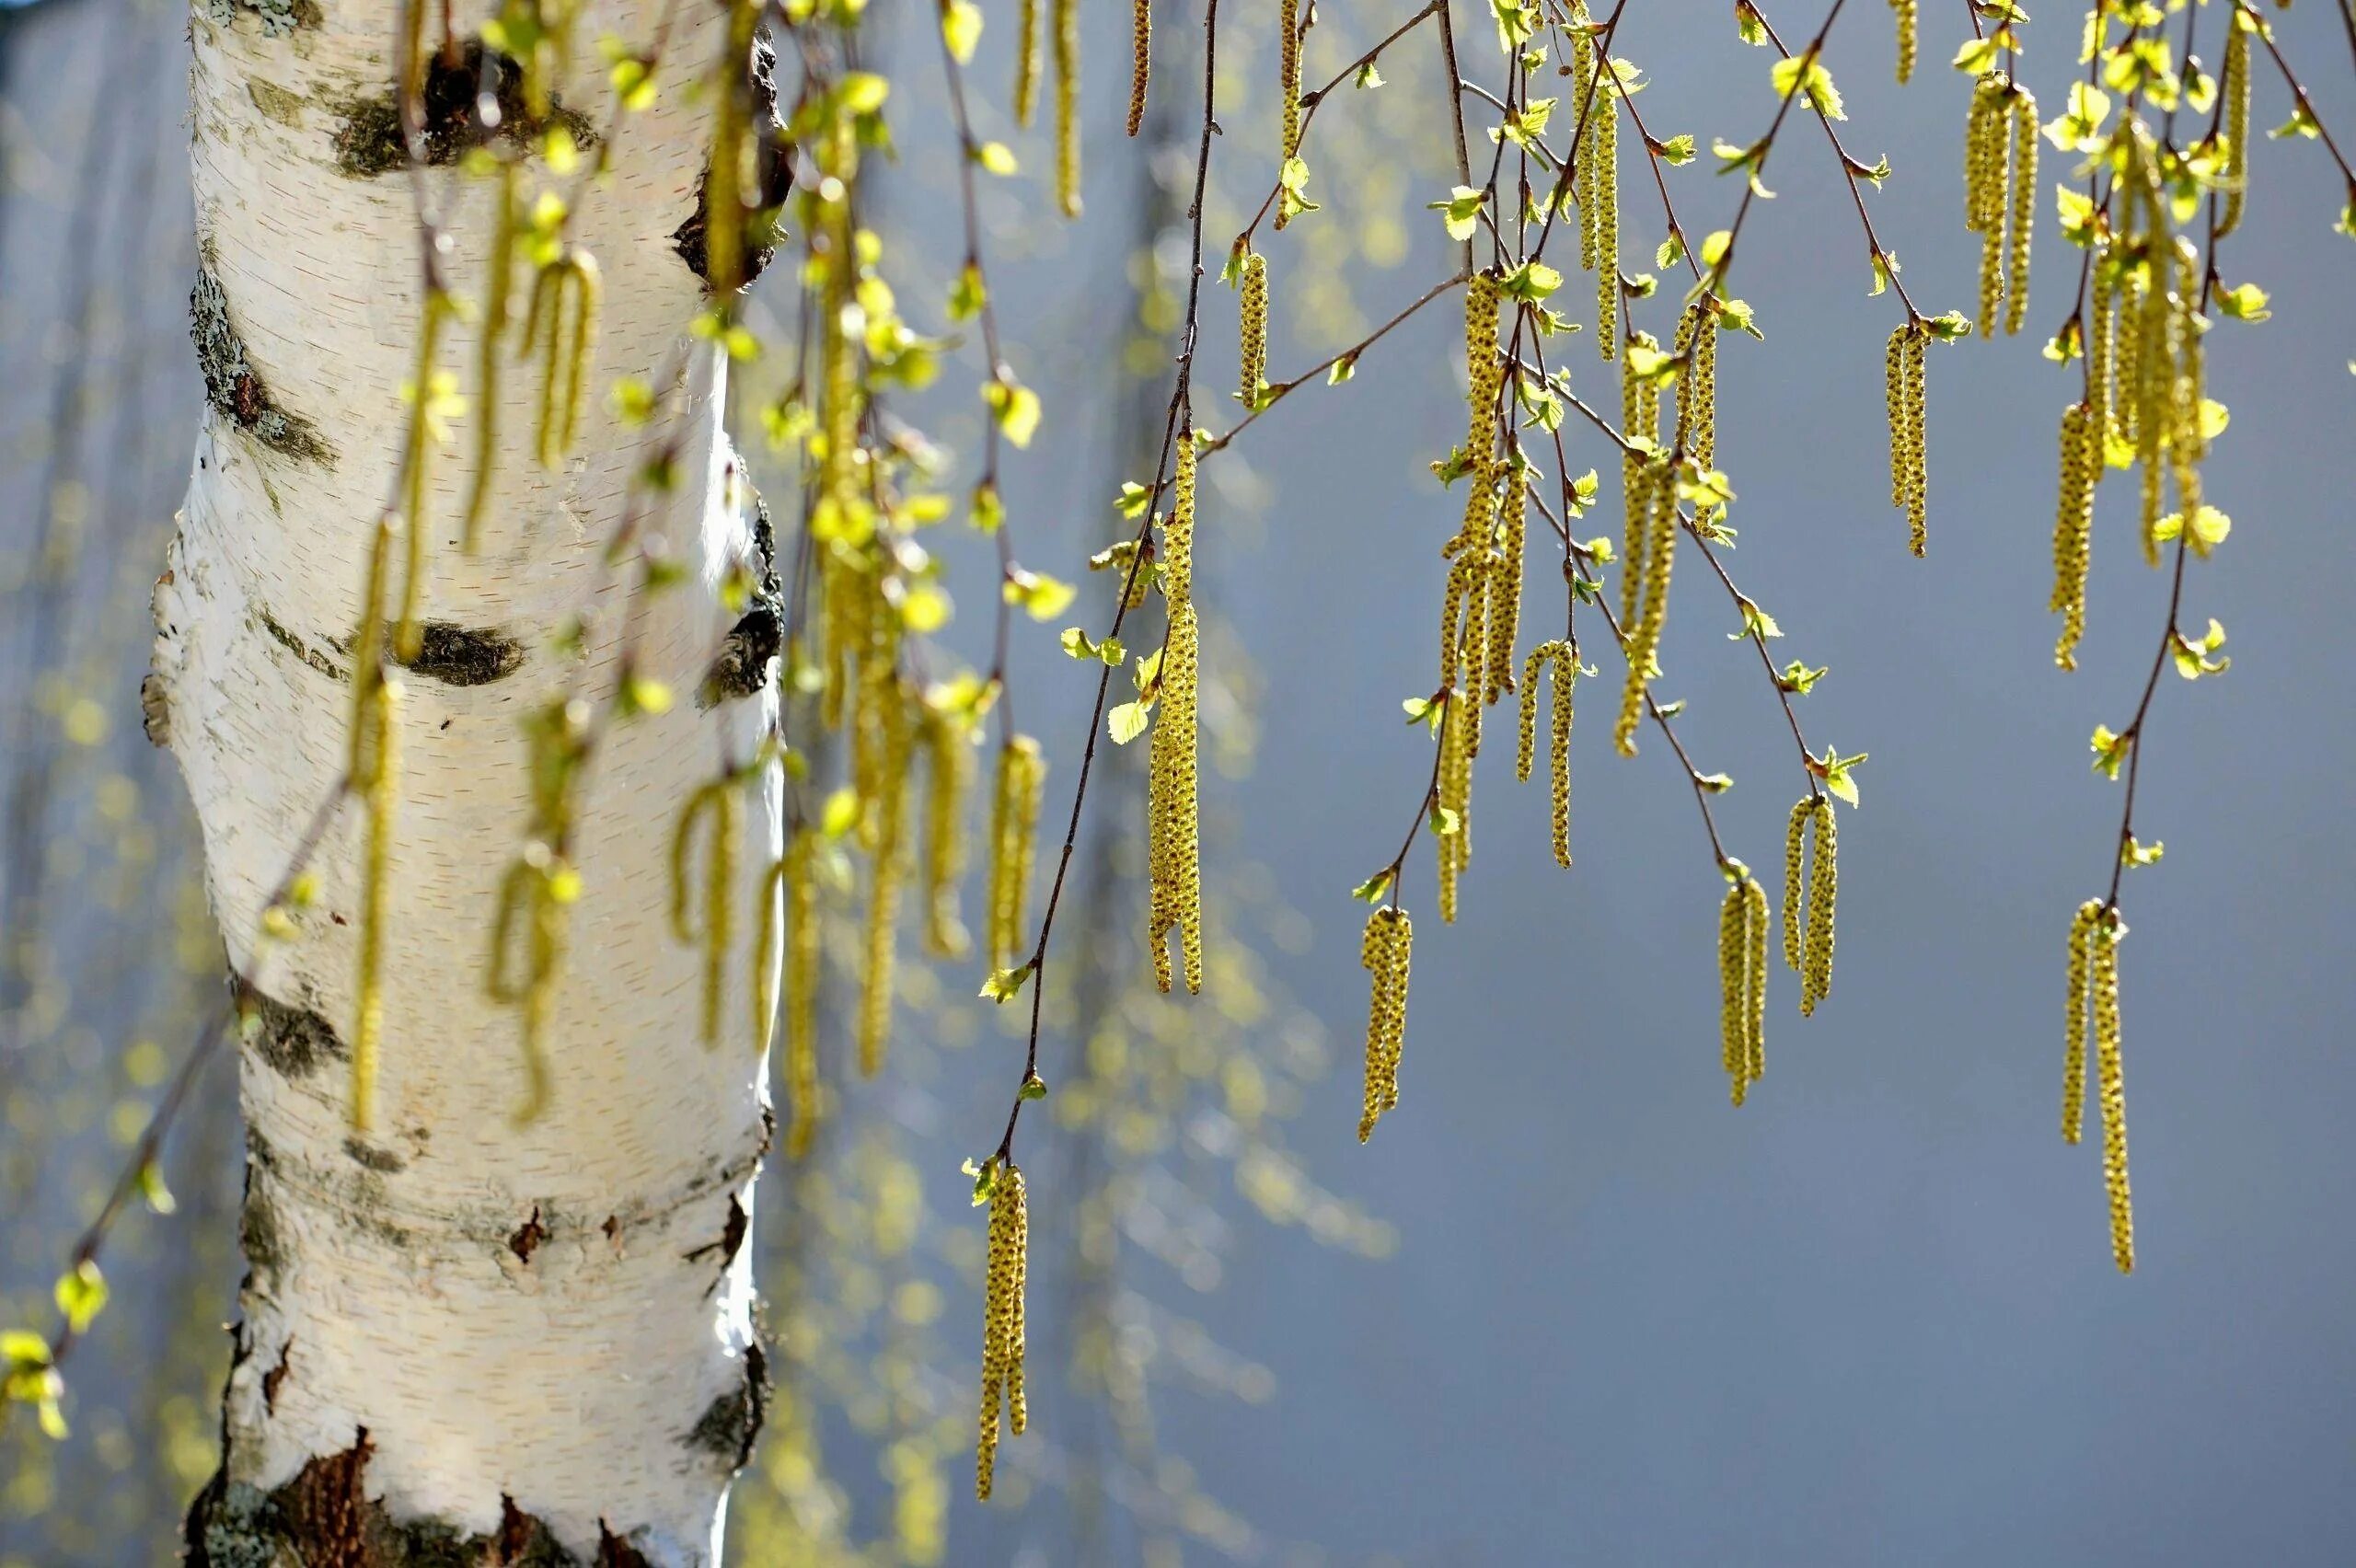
[1888,0,1916,84]
[670,775,743,1050]
[2104,144,2211,571]
[1780,794,1838,1014]
[987,736,1047,973]
[1148,435,1204,993]
[976,1161,1029,1500]
[1575,28,1620,362]
[1127,0,1149,138]
[2062,902,2133,1273]
[1237,249,1268,405]
[1717,867,1769,1106]
[1963,75,2038,338]
[522,249,601,467]
[487,698,592,1122]
[1517,640,1576,868]
[1433,272,1506,920]
[1276,0,1303,185]
[1884,322,1929,555]
[1357,905,1413,1142]
[2049,400,2099,669]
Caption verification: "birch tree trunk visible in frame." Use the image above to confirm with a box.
[148,1,780,1561]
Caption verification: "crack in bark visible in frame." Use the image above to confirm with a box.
[332,42,599,180]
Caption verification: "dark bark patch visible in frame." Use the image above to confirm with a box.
[237,984,348,1080]
[596,1526,653,1568]
[683,1196,747,1287]
[193,268,334,465]
[342,1136,406,1173]
[332,43,598,180]
[508,1205,547,1263]
[199,0,322,37]
[698,603,779,707]
[396,620,526,686]
[238,1177,284,1282]
[684,1339,768,1473]
[184,1430,601,1566]
[140,671,171,748]
[671,34,791,289]
[259,608,350,682]
[699,492,781,706]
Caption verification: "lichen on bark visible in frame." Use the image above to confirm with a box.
[192,268,333,464]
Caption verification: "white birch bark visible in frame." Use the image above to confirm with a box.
[149,0,779,1560]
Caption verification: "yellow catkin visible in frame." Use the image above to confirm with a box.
[2004,87,2038,336]
[2062,898,2101,1146]
[987,736,1046,972]
[1612,453,1676,757]
[1744,875,1768,1090]
[1278,0,1301,164]
[1053,0,1080,217]
[352,678,398,1133]
[1902,325,1928,555]
[1014,0,1041,127]
[1689,305,1717,469]
[1238,250,1268,405]
[2050,402,2096,669]
[1889,0,1916,83]
[2218,15,2251,237]
[462,160,517,554]
[1127,0,1149,138]
[976,1162,1029,1500]
[1517,645,1545,785]
[1801,793,1836,1015]
[1148,435,1203,992]
[860,702,913,1078]
[1966,78,2007,338]
[1485,457,1527,706]
[1884,325,1908,510]
[1593,71,1619,363]
[2092,917,2132,1273]
[921,713,970,959]
[1574,18,1598,271]
[669,779,739,1050]
[2088,256,2117,445]
[1782,796,1814,975]
[1546,650,1574,869]
[1357,906,1413,1141]
[1437,691,1472,924]
[773,832,822,1157]
[1619,339,1658,626]
[2133,248,2169,566]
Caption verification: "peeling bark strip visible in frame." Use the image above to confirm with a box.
[184,1433,654,1566]
[332,42,599,180]
[193,268,334,464]
[670,34,791,289]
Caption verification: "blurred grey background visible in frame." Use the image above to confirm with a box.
[2,0,2352,1562]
